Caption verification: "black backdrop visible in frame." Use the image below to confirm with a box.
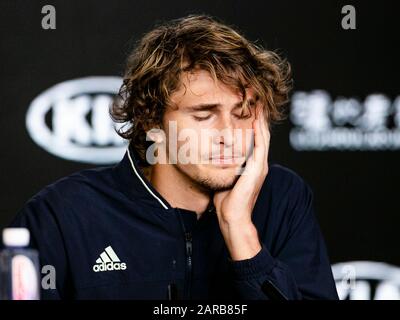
[1,0,399,299]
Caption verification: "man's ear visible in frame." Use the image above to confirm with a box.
[146,126,165,144]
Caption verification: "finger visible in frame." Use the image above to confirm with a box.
[243,109,265,173]
[255,107,267,163]
[244,107,269,180]
[258,107,270,163]
[261,111,271,155]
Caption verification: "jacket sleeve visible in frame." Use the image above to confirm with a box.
[8,195,71,300]
[228,179,339,300]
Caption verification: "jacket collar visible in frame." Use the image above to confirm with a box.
[112,142,171,210]
[112,142,216,215]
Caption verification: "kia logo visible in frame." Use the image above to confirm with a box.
[26,76,128,164]
[332,261,400,300]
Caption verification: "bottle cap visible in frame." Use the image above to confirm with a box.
[2,228,30,247]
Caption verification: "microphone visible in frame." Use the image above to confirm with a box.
[167,283,178,300]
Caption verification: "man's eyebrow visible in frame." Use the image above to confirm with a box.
[185,103,221,111]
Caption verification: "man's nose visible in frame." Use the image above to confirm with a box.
[213,115,235,147]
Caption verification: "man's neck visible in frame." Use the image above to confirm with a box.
[146,164,211,218]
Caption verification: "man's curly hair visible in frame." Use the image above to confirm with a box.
[110,14,292,165]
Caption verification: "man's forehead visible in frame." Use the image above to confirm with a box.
[171,69,256,108]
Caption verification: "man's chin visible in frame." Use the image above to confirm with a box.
[174,163,243,192]
[194,170,240,192]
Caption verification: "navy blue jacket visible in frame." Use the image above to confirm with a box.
[9,143,338,300]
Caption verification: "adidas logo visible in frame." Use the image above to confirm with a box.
[93,246,127,272]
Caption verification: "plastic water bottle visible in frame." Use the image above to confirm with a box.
[0,228,40,300]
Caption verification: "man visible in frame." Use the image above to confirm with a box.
[10,15,338,299]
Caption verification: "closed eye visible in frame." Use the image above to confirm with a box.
[193,114,212,121]
[232,103,254,119]
[233,112,252,120]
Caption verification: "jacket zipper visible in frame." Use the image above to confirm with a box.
[176,208,193,299]
[185,232,193,299]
